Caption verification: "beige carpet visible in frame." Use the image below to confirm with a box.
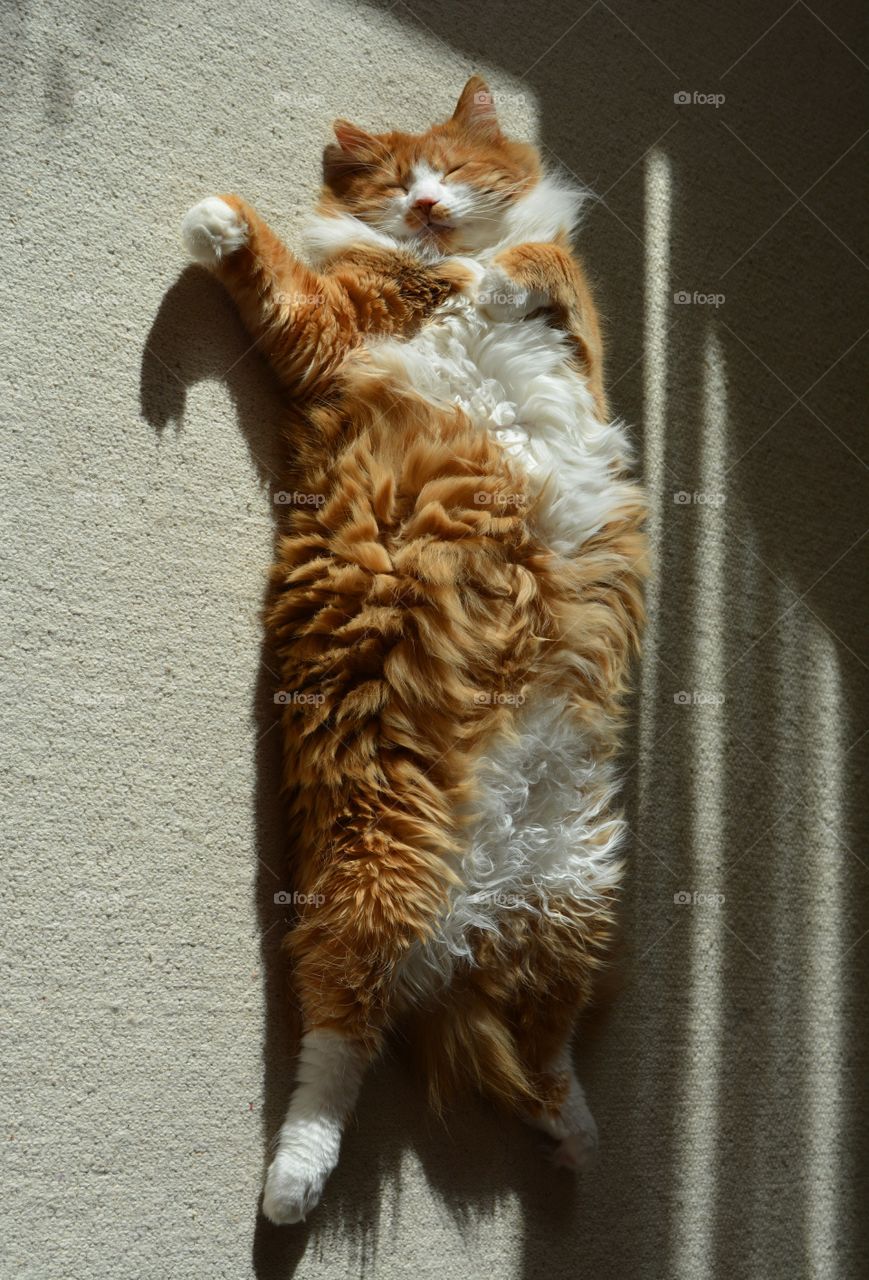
[3,1,867,1276]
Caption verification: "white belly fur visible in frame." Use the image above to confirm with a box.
[364,292,632,998]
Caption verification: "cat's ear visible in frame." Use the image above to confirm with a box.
[324,120,383,185]
[332,119,381,159]
[451,76,501,141]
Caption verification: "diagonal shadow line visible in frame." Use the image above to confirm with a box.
[723,320,868,476]
[724,527,869,677]
[597,1,680,79]
[729,529,869,673]
[720,918,763,964]
[521,0,600,79]
[724,800,801,872]
[840,927,869,959]
[720,122,869,278]
[721,0,869,79]
[622,821,677,878]
[599,121,681,199]
[720,0,801,79]
[800,0,869,73]
[720,321,869,472]
[727,727,869,871]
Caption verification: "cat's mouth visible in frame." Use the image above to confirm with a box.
[412,220,456,244]
[406,205,455,237]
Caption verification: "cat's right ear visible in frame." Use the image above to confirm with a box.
[323,120,382,184]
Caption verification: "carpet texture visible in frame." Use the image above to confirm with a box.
[2,2,867,1277]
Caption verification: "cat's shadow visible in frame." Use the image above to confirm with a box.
[140,267,591,1279]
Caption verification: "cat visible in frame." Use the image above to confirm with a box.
[181,76,646,1225]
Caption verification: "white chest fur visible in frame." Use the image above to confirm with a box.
[365,287,632,1000]
[363,284,632,556]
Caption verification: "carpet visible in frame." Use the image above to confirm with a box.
[2,1,866,1276]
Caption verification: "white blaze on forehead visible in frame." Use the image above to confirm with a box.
[408,161,445,204]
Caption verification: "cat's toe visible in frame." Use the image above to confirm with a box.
[181,196,248,265]
[261,1149,329,1225]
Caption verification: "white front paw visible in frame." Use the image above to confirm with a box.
[477,265,546,323]
[181,197,248,265]
[262,1142,335,1225]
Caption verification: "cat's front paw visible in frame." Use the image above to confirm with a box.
[477,265,547,323]
[181,196,248,265]
[261,1142,334,1225]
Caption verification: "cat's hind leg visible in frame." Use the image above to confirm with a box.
[523,1038,599,1170]
[412,896,612,1170]
[262,1027,367,1224]
[261,807,456,1224]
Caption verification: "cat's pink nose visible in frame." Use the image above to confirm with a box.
[413,197,437,216]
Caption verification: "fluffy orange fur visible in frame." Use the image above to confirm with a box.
[192,77,646,1137]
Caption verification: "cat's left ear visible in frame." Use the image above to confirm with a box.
[451,76,501,141]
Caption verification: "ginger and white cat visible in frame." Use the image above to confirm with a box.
[181,77,646,1225]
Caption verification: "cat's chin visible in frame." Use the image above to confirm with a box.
[404,223,457,250]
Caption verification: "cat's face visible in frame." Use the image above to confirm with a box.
[320,77,541,254]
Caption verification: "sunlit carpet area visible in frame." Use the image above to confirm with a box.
[3,2,867,1277]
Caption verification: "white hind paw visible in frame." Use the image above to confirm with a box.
[553,1118,599,1171]
[181,196,248,264]
[261,1139,336,1225]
